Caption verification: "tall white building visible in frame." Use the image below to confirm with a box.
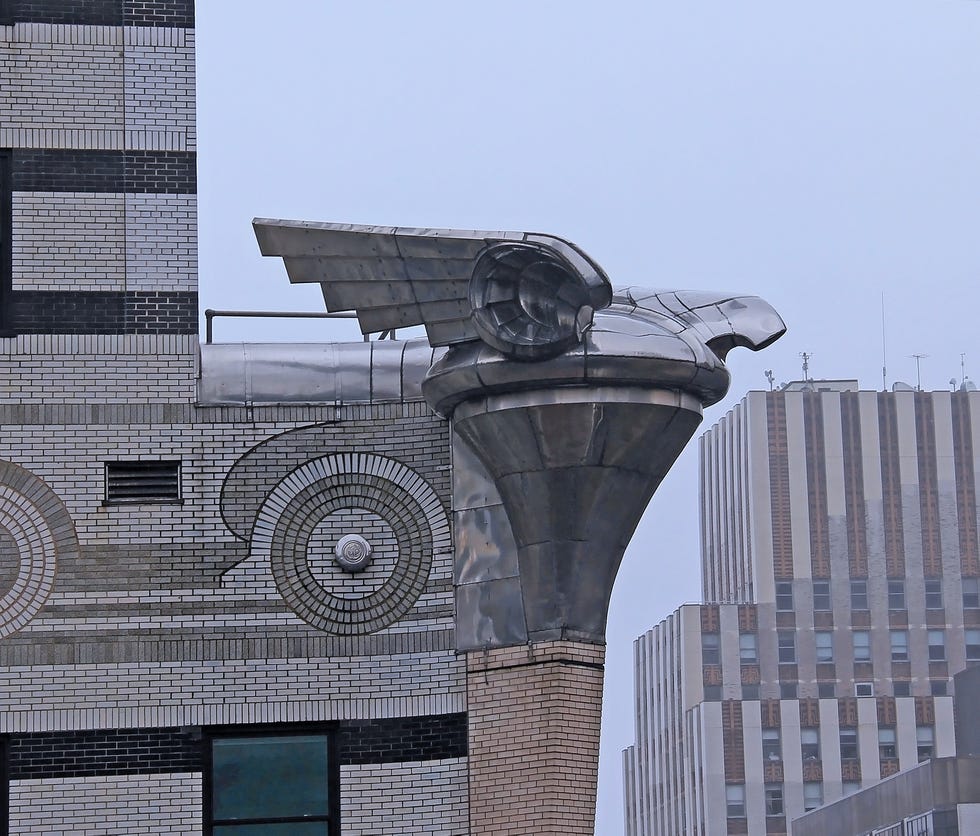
[624,384,980,836]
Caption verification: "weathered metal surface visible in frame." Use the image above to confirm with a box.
[197,340,440,406]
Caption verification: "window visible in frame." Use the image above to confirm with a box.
[815,632,834,663]
[855,682,874,697]
[762,729,782,762]
[967,629,980,662]
[742,684,760,700]
[893,681,911,697]
[703,685,721,701]
[890,630,909,662]
[851,579,869,610]
[839,728,859,760]
[964,578,980,610]
[764,784,784,816]
[803,782,823,811]
[105,460,181,503]
[778,632,796,664]
[878,727,897,759]
[853,631,871,662]
[817,682,836,698]
[726,784,745,818]
[207,730,337,835]
[931,679,948,696]
[780,682,797,699]
[928,630,946,661]
[776,582,794,611]
[702,633,720,666]
[801,728,820,761]
[888,579,906,610]
[842,781,860,796]
[813,580,831,611]
[739,633,758,664]
[916,726,934,762]
[925,578,944,610]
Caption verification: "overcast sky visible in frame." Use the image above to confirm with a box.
[195,2,980,832]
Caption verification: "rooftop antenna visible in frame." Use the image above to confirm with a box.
[764,369,775,391]
[962,353,967,385]
[910,354,928,391]
[799,352,811,382]
[881,293,887,391]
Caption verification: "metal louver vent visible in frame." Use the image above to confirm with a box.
[105,461,181,503]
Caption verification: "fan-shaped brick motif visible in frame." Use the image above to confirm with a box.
[251,454,450,635]
[0,460,78,636]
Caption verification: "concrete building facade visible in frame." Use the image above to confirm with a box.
[623,386,980,835]
[791,666,980,836]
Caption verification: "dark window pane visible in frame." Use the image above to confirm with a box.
[817,682,836,699]
[888,579,905,610]
[213,825,330,836]
[702,634,720,665]
[964,578,980,609]
[776,582,793,611]
[851,580,868,610]
[813,581,831,611]
[213,735,329,822]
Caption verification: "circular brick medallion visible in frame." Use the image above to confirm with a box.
[0,460,78,637]
[251,454,450,635]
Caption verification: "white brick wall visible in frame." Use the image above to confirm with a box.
[0,335,198,402]
[341,758,468,836]
[124,40,196,151]
[12,193,126,291]
[9,772,202,835]
[125,194,198,290]
[0,24,194,151]
[0,35,124,135]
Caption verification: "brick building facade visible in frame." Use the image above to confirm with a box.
[0,4,471,833]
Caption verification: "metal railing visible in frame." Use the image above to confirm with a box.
[204,309,397,344]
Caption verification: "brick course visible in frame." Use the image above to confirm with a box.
[467,640,605,835]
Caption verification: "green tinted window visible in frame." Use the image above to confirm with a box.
[211,734,330,830]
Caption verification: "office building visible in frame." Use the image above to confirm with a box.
[791,666,980,835]
[624,385,980,835]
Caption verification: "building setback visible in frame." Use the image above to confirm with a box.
[623,385,980,836]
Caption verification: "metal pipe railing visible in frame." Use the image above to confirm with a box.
[204,309,366,344]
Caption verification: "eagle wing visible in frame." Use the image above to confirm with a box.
[253,218,611,350]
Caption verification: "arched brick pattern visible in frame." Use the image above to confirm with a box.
[251,454,450,635]
[0,459,78,636]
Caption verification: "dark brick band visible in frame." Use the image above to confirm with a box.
[0,0,193,27]
[339,712,468,765]
[11,150,196,195]
[8,727,202,779]
[6,713,468,779]
[8,290,198,334]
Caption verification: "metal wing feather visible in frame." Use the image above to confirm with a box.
[253,219,612,353]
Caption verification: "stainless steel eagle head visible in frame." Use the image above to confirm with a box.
[255,219,786,647]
